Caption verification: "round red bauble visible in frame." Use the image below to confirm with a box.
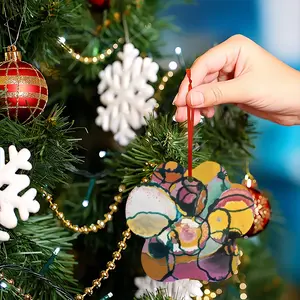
[89,0,110,9]
[242,176,272,237]
[0,46,48,123]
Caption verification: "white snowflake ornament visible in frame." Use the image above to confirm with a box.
[134,276,203,300]
[96,43,159,146]
[0,145,40,241]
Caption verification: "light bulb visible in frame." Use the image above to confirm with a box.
[99,151,107,158]
[58,37,66,44]
[169,61,178,70]
[53,247,61,255]
[0,282,7,289]
[82,199,89,207]
[175,47,182,54]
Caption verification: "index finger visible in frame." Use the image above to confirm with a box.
[174,37,241,107]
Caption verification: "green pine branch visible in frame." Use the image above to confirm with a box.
[202,105,257,176]
[51,0,177,86]
[0,215,79,300]
[112,114,211,189]
[104,106,256,191]
[0,106,81,195]
[59,107,257,252]
[0,0,86,65]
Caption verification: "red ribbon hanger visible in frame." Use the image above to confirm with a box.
[186,69,194,177]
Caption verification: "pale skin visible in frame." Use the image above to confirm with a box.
[174,34,300,126]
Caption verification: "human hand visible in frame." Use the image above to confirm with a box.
[174,35,300,126]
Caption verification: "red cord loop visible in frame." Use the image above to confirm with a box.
[186,69,194,177]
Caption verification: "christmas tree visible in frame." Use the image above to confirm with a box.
[0,0,285,299]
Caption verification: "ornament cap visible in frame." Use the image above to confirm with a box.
[242,172,257,189]
[5,45,22,61]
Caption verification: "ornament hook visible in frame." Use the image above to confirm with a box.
[4,45,22,61]
[243,161,257,188]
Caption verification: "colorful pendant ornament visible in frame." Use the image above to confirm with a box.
[125,70,254,283]
[125,161,254,282]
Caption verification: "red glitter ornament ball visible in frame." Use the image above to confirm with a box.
[243,175,272,237]
[0,45,48,123]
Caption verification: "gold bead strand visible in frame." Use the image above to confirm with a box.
[74,228,131,299]
[42,184,126,234]
[199,281,222,299]
[58,38,124,65]
[0,272,32,299]
[239,273,248,300]
[157,70,174,92]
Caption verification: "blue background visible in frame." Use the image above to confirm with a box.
[162,0,300,284]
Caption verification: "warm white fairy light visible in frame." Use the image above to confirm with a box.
[240,283,247,290]
[156,63,175,94]
[158,84,165,91]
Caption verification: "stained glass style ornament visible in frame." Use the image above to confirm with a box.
[125,161,254,282]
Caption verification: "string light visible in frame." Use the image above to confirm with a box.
[204,289,211,295]
[175,47,182,55]
[58,37,125,65]
[39,247,61,275]
[168,61,178,71]
[100,292,113,300]
[0,273,32,299]
[99,150,107,158]
[82,200,89,207]
[240,293,247,300]
[0,281,7,289]
[216,289,222,295]
[58,36,66,44]
[174,46,186,69]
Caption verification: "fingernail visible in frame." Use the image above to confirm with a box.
[190,91,204,107]
[173,109,180,122]
[172,94,178,105]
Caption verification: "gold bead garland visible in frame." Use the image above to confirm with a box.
[74,228,131,300]
[59,38,124,65]
[0,272,32,300]
[157,71,174,91]
[74,164,154,299]
[42,184,126,234]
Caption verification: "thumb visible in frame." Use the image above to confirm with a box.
[186,78,248,108]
